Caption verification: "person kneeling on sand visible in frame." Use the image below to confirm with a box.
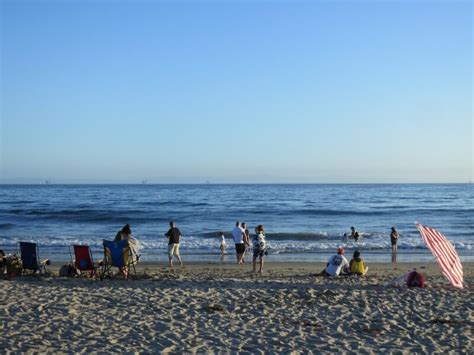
[320,247,349,276]
[252,224,267,273]
[349,250,368,276]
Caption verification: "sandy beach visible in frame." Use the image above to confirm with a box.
[1,261,473,353]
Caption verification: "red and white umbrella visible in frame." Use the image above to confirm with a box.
[416,222,464,288]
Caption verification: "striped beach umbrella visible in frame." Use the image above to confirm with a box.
[416,222,464,288]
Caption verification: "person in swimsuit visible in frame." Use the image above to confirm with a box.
[350,226,360,242]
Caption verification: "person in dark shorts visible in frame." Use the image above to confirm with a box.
[165,221,183,268]
[390,226,400,264]
[231,221,246,264]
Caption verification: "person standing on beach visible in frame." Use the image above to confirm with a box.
[231,221,246,264]
[390,227,400,263]
[241,222,251,263]
[252,224,267,273]
[219,231,226,256]
[165,221,183,268]
[350,226,360,242]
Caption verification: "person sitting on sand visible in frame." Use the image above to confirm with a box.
[350,226,360,242]
[252,224,267,273]
[349,250,368,275]
[320,247,349,276]
[165,221,183,268]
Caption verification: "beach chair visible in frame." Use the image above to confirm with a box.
[17,242,47,275]
[100,239,139,280]
[70,245,97,278]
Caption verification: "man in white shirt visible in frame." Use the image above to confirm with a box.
[323,247,349,276]
[231,221,246,264]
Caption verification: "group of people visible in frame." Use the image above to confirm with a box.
[320,247,369,277]
[343,226,401,263]
[319,225,401,277]
[225,221,267,273]
[110,222,400,277]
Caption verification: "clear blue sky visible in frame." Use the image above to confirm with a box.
[1,0,472,183]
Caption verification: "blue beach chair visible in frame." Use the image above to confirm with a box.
[100,239,138,280]
[17,242,47,275]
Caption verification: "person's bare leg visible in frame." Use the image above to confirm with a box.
[168,256,173,268]
[176,254,183,266]
[252,256,257,272]
[258,257,264,273]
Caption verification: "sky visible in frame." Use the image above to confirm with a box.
[0,0,472,183]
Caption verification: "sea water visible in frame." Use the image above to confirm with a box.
[0,184,472,262]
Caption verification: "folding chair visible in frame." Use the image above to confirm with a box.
[70,245,97,278]
[100,239,138,280]
[18,242,47,275]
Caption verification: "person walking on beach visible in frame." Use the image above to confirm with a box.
[165,221,183,268]
[231,221,246,264]
[350,226,360,242]
[252,224,267,273]
[390,226,400,264]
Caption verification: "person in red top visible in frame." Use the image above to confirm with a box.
[165,221,183,268]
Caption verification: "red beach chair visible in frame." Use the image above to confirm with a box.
[70,245,97,278]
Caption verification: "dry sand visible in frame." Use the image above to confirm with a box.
[1,261,473,353]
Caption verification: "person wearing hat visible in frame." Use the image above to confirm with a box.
[349,250,369,275]
[321,247,349,276]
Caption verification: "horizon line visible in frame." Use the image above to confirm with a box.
[0,182,472,186]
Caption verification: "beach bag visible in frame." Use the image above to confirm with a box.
[406,271,426,288]
[59,263,78,277]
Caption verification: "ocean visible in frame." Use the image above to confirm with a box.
[0,184,472,262]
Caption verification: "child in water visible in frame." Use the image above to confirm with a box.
[219,231,226,255]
